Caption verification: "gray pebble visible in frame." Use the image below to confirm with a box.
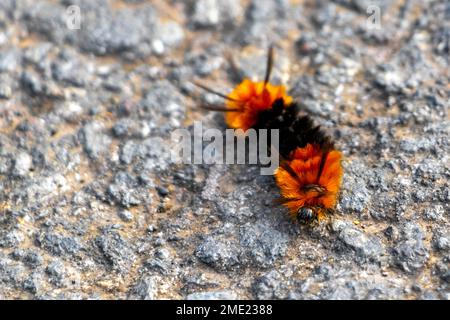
[79,121,112,159]
[392,223,429,274]
[11,152,33,177]
[94,229,136,274]
[118,210,133,222]
[333,221,385,263]
[128,276,157,300]
[37,232,82,257]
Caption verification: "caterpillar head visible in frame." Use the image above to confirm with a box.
[296,207,316,224]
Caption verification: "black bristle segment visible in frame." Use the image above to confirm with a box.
[254,101,333,158]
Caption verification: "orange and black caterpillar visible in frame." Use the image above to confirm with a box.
[193,47,343,224]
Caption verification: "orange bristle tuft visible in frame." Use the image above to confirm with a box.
[274,144,343,222]
[225,79,292,131]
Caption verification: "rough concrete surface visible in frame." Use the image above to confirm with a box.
[0,0,449,299]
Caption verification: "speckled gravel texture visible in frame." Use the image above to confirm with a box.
[0,0,449,300]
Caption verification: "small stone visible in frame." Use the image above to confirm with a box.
[12,152,33,177]
[112,118,150,139]
[154,21,184,49]
[51,50,93,87]
[46,260,67,287]
[37,232,82,257]
[128,276,157,300]
[313,264,333,281]
[151,39,164,55]
[191,0,243,29]
[156,186,169,197]
[0,83,12,99]
[94,229,136,274]
[433,231,450,252]
[79,122,112,159]
[0,230,25,248]
[139,80,185,133]
[23,42,53,65]
[338,180,370,213]
[384,226,399,241]
[422,205,445,221]
[22,272,43,294]
[195,235,241,271]
[118,210,133,222]
[106,171,142,207]
[23,250,43,268]
[239,222,289,268]
[334,221,385,262]
[0,49,19,72]
[55,101,83,122]
[144,249,172,275]
[252,270,284,299]
[20,71,43,95]
[374,66,405,93]
[393,223,429,274]
[192,0,220,27]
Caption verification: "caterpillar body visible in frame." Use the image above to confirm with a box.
[194,47,343,224]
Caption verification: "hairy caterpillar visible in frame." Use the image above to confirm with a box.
[193,47,343,224]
